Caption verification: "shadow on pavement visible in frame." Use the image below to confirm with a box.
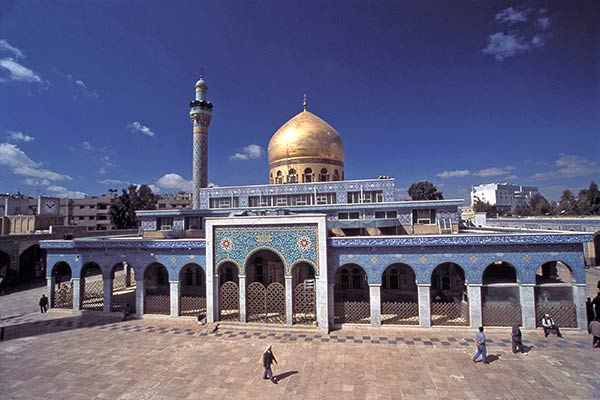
[0,280,46,296]
[274,371,298,381]
[486,354,500,363]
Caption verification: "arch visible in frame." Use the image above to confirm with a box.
[334,263,370,324]
[18,244,46,282]
[288,168,298,184]
[51,261,72,309]
[482,261,518,285]
[292,262,316,325]
[534,260,577,328]
[144,262,170,315]
[380,263,418,325]
[180,263,206,317]
[110,261,136,313]
[81,262,103,311]
[276,170,283,184]
[217,261,240,321]
[217,261,239,286]
[430,262,469,326]
[332,169,340,181]
[319,168,328,182]
[245,249,285,324]
[481,261,521,326]
[243,246,287,277]
[536,261,574,285]
[303,168,313,183]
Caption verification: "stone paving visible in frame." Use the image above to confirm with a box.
[1,278,600,400]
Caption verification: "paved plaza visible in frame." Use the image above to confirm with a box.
[1,283,600,400]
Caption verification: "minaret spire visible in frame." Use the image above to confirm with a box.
[303,93,307,111]
[190,71,213,209]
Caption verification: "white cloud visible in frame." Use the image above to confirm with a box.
[230,144,264,160]
[75,79,98,98]
[437,169,470,179]
[532,154,600,180]
[537,16,551,30]
[24,178,50,186]
[0,57,42,83]
[128,121,156,137]
[0,143,71,181]
[99,167,107,175]
[46,185,86,199]
[0,39,25,59]
[82,141,93,151]
[531,35,544,47]
[473,166,515,177]
[495,7,530,25]
[483,32,530,61]
[5,130,34,142]
[156,173,193,192]
[98,178,130,186]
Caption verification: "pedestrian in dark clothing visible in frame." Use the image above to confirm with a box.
[262,344,278,383]
[586,297,594,324]
[473,326,488,364]
[39,294,48,313]
[541,313,563,338]
[589,319,600,348]
[593,292,600,321]
[55,275,61,290]
[512,322,525,354]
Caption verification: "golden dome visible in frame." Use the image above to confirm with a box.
[268,110,344,165]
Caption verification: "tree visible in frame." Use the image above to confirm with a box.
[408,181,443,201]
[473,199,492,214]
[110,184,158,229]
[529,193,552,216]
[558,190,578,215]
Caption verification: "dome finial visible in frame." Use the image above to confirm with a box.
[303,93,307,111]
[200,67,204,80]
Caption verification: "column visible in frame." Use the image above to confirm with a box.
[574,284,587,330]
[328,283,335,326]
[467,284,482,328]
[47,277,54,309]
[418,284,431,328]
[239,275,246,323]
[135,278,145,317]
[72,278,81,311]
[207,271,216,323]
[285,276,293,325]
[170,281,180,317]
[124,263,131,287]
[369,284,381,326]
[103,277,113,313]
[520,284,536,330]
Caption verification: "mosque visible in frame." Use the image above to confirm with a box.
[41,75,592,332]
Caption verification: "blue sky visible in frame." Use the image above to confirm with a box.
[1,1,598,202]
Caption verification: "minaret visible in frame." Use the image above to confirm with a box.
[189,71,213,209]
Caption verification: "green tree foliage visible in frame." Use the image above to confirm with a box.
[408,181,444,201]
[577,181,600,215]
[529,193,552,216]
[110,184,158,229]
[473,199,492,214]
[558,190,578,215]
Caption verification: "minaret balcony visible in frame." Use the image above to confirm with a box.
[189,100,213,110]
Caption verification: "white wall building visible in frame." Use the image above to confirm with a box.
[471,183,539,211]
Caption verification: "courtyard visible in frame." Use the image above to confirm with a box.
[1,283,600,400]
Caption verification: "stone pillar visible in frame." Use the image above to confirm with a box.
[418,284,431,328]
[103,277,113,313]
[328,283,335,326]
[369,284,381,326]
[47,276,54,309]
[239,275,246,323]
[207,271,216,323]
[135,278,145,317]
[285,276,293,325]
[72,278,81,311]
[574,284,587,330]
[170,281,180,317]
[125,263,131,287]
[520,284,536,330]
[467,285,482,328]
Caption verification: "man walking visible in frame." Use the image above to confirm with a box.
[262,344,278,383]
[512,322,525,354]
[39,294,48,313]
[473,326,488,364]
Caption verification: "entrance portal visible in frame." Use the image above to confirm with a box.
[245,250,285,324]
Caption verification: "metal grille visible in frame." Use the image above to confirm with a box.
[145,294,170,315]
[381,302,419,325]
[111,291,136,313]
[431,302,469,326]
[246,282,286,324]
[219,281,239,321]
[482,303,522,326]
[53,286,72,308]
[113,274,127,291]
[535,302,577,328]
[247,282,267,322]
[293,283,316,324]
[82,279,103,311]
[181,296,207,318]
[334,301,370,324]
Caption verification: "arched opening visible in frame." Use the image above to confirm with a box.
[430,263,469,326]
[18,244,46,282]
[380,263,418,325]
[292,262,316,325]
[535,261,577,327]
[0,250,10,287]
[144,263,170,315]
[303,168,313,183]
[332,169,340,181]
[334,264,370,324]
[218,262,239,321]
[269,173,273,185]
[51,261,72,308]
[481,262,521,326]
[288,168,297,184]
[593,231,600,267]
[276,170,283,184]
[179,263,206,318]
[319,168,328,182]
[246,250,285,324]
[81,262,103,311]
[110,262,136,313]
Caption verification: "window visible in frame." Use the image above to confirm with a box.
[319,168,328,182]
[412,209,436,224]
[209,197,239,209]
[97,215,107,221]
[332,169,340,181]
[157,217,174,230]
[276,170,283,184]
[375,211,385,219]
[347,190,384,204]
[338,212,359,220]
[341,268,349,289]
[98,204,108,210]
[89,205,96,209]
[185,216,202,230]
[303,168,313,183]
[288,168,297,183]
